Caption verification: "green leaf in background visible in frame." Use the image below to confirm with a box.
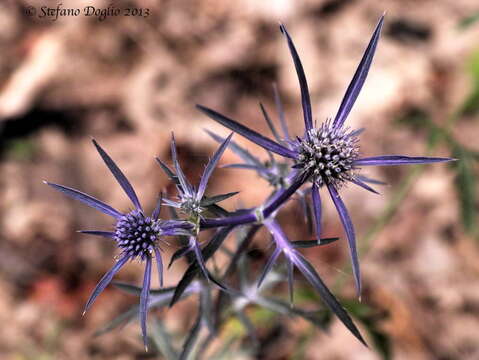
[341,299,391,360]
[5,139,36,161]
[395,107,431,132]
[452,146,478,236]
[151,319,179,360]
[460,48,479,116]
[458,11,479,30]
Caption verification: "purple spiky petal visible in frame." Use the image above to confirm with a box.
[155,157,179,185]
[327,185,361,297]
[292,250,367,346]
[333,15,385,129]
[311,184,322,242]
[197,133,233,201]
[259,102,282,143]
[287,259,294,305]
[44,181,123,219]
[92,139,143,211]
[355,174,387,185]
[196,105,297,159]
[205,129,265,169]
[152,193,163,221]
[279,24,313,132]
[257,248,281,288]
[192,237,210,281]
[154,247,164,288]
[273,83,290,142]
[170,133,194,197]
[354,155,454,166]
[83,254,130,315]
[140,257,152,351]
[265,219,366,345]
[349,177,380,195]
[77,230,116,239]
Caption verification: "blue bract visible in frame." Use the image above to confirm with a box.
[44,139,193,350]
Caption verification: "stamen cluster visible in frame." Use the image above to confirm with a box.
[179,195,203,217]
[115,210,161,260]
[294,121,359,187]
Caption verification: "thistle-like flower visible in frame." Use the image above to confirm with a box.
[44,139,193,350]
[196,15,454,297]
[156,133,236,280]
[157,133,235,222]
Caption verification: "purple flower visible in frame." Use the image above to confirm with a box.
[44,139,193,350]
[157,133,235,220]
[196,15,454,297]
[156,133,236,281]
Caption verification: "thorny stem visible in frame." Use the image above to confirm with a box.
[204,173,306,354]
[200,172,308,229]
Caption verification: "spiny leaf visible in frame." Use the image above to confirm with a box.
[170,226,235,307]
[200,192,240,206]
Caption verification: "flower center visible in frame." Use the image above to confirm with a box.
[180,195,203,216]
[115,210,160,260]
[294,121,359,187]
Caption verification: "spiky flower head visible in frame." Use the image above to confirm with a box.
[115,210,191,260]
[44,139,193,351]
[157,132,235,222]
[115,210,160,259]
[293,121,360,187]
[196,14,454,300]
[157,133,239,281]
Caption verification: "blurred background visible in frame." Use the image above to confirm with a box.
[0,0,478,359]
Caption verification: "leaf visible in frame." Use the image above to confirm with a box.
[205,129,264,169]
[168,245,192,269]
[179,312,202,360]
[236,309,259,347]
[170,226,235,307]
[151,319,178,360]
[257,248,281,289]
[292,238,339,248]
[259,102,282,143]
[292,251,367,346]
[259,296,328,330]
[341,299,391,360]
[156,157,180,186]
[96,282,199,336]
[452,146,478,235]
[457,11,479,30]
[94,305,139,337]
[200,192,240,206]
[113,282,178,296]
[200,283,215,333]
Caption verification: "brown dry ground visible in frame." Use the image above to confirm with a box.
[0,0,478,359]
